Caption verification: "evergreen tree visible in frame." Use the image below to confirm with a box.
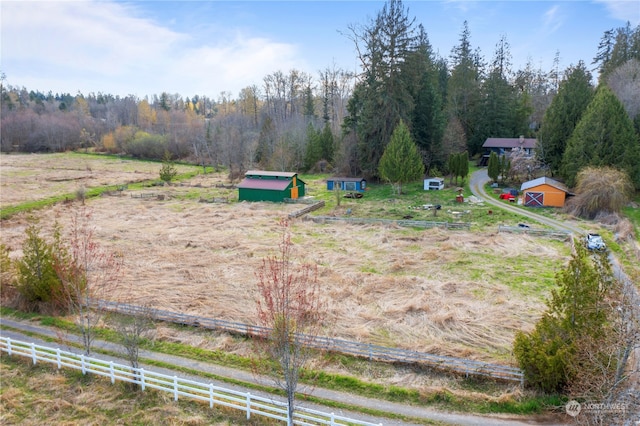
[15,224,65,311]
[458,151,469,184]
[404,25,446,172]
[487,151,500,183]
[319,123,335,164]
[513,245,616,393]
[538,62,594,175]
[499,154,511,182]
[594,22,640,80]
[255,116,276,167]
[513,59,554,132]
[561,85,640,189]
[448,153,457,184]
[378,120,424,194]
[159,151,177,183]
[346,0,417,178]
[447,21,484,155]
[478,37,520,141]
[158,92,171,111]
[303,123,321,171]
[303,85,315,119]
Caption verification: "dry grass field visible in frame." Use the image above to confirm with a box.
[0,355,265,425]
[0,153,571,365]
[0,152,196,205]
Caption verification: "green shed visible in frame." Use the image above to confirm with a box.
[237,170,306,202]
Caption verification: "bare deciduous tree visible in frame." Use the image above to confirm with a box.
[606,59,640,120]
[54,206,123,355]
[254,218,325,426]
[109,304,156,389]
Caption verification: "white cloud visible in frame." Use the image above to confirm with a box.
[2,1,184,74]
[442,0,480,14]
[166,35,304,96]
[0,0,304,97]
[594,0,640,25]
[542,4,563,35]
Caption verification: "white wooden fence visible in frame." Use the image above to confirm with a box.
[0,336,381,426]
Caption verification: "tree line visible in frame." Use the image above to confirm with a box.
[1,0,639,189]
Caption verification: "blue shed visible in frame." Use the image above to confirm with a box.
[326,177,366,192]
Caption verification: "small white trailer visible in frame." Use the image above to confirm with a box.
[424,178,444,190]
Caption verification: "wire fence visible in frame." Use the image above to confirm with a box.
[93,300,524,384]
[497,225,571,240]
[0,336,381,426]
[304,216,471,230]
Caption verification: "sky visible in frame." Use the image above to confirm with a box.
[1,0,639,100]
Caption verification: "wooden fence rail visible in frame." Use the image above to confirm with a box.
[93,300,523,384]
[305,216,471,230]
[0,336,380,426]
[288,201,326,219]
[497,225,571,239]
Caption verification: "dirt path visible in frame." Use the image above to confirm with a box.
[0,318,566,426]
[469,169,585,235]
[470,169,640,419]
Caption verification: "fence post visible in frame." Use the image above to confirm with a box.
[31,342,36,365]
[330,413,335,426]
[81,354,86,375]
[7,337,12,356]
[56,348,61,369]
[209,383,214,408]
[173,376,179,401]
[368,343,372,361]
[110,361,115,384]
[140,368,146,391]
[246,393,251,420]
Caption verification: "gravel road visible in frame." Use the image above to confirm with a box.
[0,317,566,426]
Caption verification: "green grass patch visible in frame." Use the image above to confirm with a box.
[1,306,557,417]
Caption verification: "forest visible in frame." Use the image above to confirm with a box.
[1,1,639,189]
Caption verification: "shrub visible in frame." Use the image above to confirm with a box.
[564,166,633,219]
[159,151,177,183]
[124,131,167,160]
[15,224,64,312]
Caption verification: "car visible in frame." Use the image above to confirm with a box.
[586,233,606,251]
[499,193,516,201]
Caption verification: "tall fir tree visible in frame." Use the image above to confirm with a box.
[594,22,640,80]
[537,62,594,176]
[447,21,484,155]
[478,36,523,142]
[303,123,322,171]
[404,25,446,173]
[346,0,418,178]
[561,84,640,189]
[319,123,335,164]
[255,116,277,168]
